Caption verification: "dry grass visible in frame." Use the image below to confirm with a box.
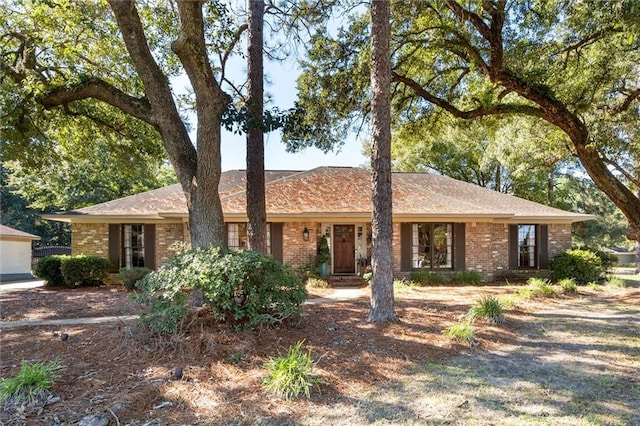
[1,283,638,425]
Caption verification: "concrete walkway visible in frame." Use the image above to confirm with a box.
[305,287,368,304]
[0,279,45,290]
[1,280,366,329]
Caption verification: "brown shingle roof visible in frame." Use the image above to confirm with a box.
[46,167,593,223]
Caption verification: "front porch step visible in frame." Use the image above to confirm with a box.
[327,275,367,288]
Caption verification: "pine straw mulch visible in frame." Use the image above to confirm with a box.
[3,283,635,425]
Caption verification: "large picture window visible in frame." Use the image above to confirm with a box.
[518,224,537,268]
[411,223,453,269]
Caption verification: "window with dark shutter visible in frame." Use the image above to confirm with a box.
[401,222,460,271]
[510,224,546,269]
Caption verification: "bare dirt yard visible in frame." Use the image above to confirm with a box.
[1,279,639,425]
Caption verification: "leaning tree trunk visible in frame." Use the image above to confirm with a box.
[368,0,396,323]
[246,0,268,253]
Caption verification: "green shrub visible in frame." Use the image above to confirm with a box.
[527,277,558,297]
[316,236,330,265]
[135,290,189,334]
[409,270,444,285]
[34,256,65,286]
[296,262,320,279]
[442,321,475,344]
[60,256,112,287]
[550,249,604,284]
[585,248,617,271]
[467,295,505,324]
[558,278,577,294]
[34,255,112,287]
[136,247,307,331]
[263,340,322,399]
[118,267,152,290]
[0,360,64,402]
[362,272,373,283]
[449,270,483,285]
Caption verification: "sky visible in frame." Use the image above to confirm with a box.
[179,46,369,172]
[220,57,369,172]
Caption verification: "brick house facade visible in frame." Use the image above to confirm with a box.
[50,167,592,283]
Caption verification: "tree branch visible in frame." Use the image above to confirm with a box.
[172,0,228,110]
[392,71,543,119]
[602,155,640,189]
[220,23,248,83]
[39,79,153,124]
[613,88,640,114]
[444,0,492,41]
[561,26,619,55]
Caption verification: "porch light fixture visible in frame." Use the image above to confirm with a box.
[302,227,310,241]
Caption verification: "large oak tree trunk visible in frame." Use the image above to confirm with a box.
[368,0,396,323]
[108,0,228,249]
[246,0,268,253]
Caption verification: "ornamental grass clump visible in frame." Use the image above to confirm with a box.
[558,278,577,294]
[604,276,627,288]
[263,340,322,399]
[0,360,64,403]
[394,279,418,292]
[442,321,475,344]
[306,277,330,288]
[467,295,505,324]
[528,278,558,297]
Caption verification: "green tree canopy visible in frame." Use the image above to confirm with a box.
[1,0,253,248]
[289,0,640,242]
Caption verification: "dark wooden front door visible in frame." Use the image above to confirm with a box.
[333,225,355,273]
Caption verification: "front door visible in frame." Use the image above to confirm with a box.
[333,225,355,273]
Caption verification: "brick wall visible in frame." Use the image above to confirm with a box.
[548,223,572,258]
[71,223,109,259]
[464,222,508,281]
[282,222,320,270]
[72,220,575,282]
[156,223,186,266]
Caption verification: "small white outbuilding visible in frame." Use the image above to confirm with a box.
[0,224,40,282]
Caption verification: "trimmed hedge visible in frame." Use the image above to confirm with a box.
[550,249,604,284]
[61,256,112,287]
[34,256,65,287]
[34,255,112,287]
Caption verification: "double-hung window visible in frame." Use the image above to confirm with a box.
[517,224,537,268]
[509,224,548,270]
[411,223,453,269]
[123,224,145,268]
